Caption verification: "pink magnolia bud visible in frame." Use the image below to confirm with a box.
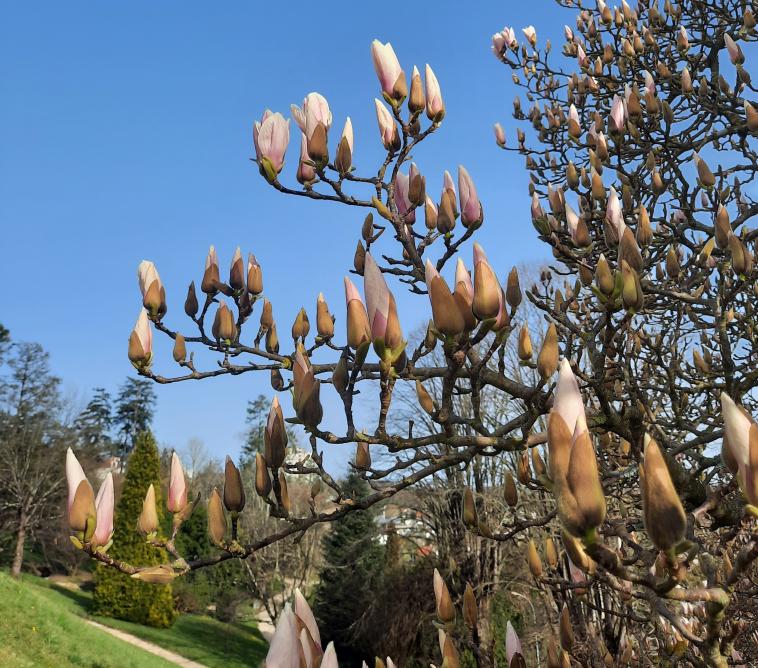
[425,64,445,122]
[167,451,188,514]
[128,309,153,367]
[296,133,317,185]
[568,104,581,138]
[721,393,758,504]
[294,588,321,649]
[564,25,574,41]
[393,171,415,223]
[505,621,524,667]
[374,99,399,150]
[522,25,537,47]
[66,447,87,513]
[724,34,744,65]
[266,603,300,668]
[92,472,114,548]
[136,260,165,317]
[531,192,545,221]
[443,170,458,214]
[455,258,474,300]
[493,122,506,148]
[201,245,220,294]
[321,643,338,668]
[643,70,656,97]
[606,186,625,237]
[577,43,587,67]
[458,165,482,227]
[363,253,403,352]
[254,111,290,181]
[609,94,626,134]
[371,40,407,105]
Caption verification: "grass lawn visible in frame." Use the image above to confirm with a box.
[24,574,268,668]
[0,570,174,668]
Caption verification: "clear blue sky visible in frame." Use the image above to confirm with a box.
[1,1,554,470]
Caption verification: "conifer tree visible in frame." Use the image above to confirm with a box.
[93,430,175,627]
[313,473,383,664]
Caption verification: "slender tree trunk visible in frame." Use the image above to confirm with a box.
[11,511,28,579]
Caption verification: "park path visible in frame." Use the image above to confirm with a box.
[85,620,209,668]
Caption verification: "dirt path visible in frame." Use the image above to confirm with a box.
[85,620,208,668]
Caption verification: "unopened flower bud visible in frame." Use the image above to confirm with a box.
[291,307,310,341]
[537,323,559,380]
[207,488,226,545]
[433,569,455,622]
[641,434,686,551]
[316,293,334,339]
[527,539,543,578]
[504,471,518,507]
[518,325,533,361]
[172,333,186,363]
[255,452,272,498]
[137,484,159,536]
[223,456,246,513]
[355,442,371,470]
[416,380,435,414]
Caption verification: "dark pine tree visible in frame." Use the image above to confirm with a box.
[93,430,175,627]
[313,472,384,665]
[74,387,113,459]
[113,377,156,459]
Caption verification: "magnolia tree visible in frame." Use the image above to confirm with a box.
[64,0,758,665]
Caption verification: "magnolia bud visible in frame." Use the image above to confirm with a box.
[265,323,280,354]
[462,584,477,629]
[229,247,245,291]
[69,479,96,538]
[527,539,543,578]
[172,333,186,363]
[433,569,455,623]
[184,281,199,318]
[715,206,731,248]
[207,488,226,545]
[255,452,272,498]
[504,471,518,507]
[505,267,522,309]
[537,324,559,380]
[316,293,334,339]
[260,299,273,330]
[425,261,465,336]
[694,152,716,188]
[518,325,533,361]
[545,536,558,568]
[137,484,159,536]
[641,434,686,551]
[291,307,310,341]
[472,244,501,320]
[408,65,425,113]
[223,456,246,513]
[416,380,435,414]
[332,355,349,395]
[355,442,371,470]
[621,260,644,311]
[277,471,291,513]
[559,605,574,651]
[595,254,614,296]
[264,397,287,469]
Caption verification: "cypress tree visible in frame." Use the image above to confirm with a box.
[93,430,176,627]
[313,473,383,664]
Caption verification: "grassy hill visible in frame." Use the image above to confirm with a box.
[0,570,172,668]
[0,571,268,668]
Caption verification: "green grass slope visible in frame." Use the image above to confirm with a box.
[0,571,173,668]
[5,573,268,668]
